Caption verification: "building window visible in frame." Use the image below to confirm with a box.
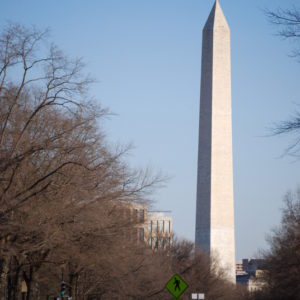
[148,221,152,233]
[148,237,152,247]
[139,228,144,242]
[165,237,171,249]
[139,209,145,222]
[133,209,138,222]
[159,238,164,248]
[159,220,164,233]
[165,220,170,233]
[132,228,138,242]
[152,220,158,234]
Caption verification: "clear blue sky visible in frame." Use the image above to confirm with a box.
[1,0,300,260]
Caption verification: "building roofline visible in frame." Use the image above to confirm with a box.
[148,210,172,213]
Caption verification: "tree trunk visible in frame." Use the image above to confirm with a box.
[6,274,12,300]
[23,266,33,300]
[11,266,20,300]
[68,273,73,298]
[0,258,8,300]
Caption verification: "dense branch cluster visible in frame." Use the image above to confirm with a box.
[0,23,158,300]
[264,6,300,157]
[265,7,300,39]
[250,189,300,300]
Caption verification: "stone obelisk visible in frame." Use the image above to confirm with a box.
[195,0,235,282]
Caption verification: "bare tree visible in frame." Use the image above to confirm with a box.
[264,5,300,59]
[264,5,300,156]
[119,237,248,300]
[251,188,300,300]
[0,22,105,299]
[0,23,163,300]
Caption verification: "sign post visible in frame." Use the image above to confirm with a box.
[165,273,188,299]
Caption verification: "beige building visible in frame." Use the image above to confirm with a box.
[126,202,147,244]
[146,211,172,250]
[124,202,172,250]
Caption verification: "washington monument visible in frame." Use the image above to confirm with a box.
[195,0,235,282]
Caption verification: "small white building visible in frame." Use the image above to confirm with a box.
[236,259,265,291]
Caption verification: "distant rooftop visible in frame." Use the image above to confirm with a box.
[147,211,172,218]
[148,210,172,213]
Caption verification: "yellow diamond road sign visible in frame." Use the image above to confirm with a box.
[165,273,188,299]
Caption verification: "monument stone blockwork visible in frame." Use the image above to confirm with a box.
[195,0,235,282]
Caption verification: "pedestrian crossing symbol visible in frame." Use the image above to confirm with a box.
[165,274,188,299]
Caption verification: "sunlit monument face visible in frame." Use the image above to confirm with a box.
[195,0,235,283]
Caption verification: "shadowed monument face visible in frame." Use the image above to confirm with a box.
[195,0,236,283]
